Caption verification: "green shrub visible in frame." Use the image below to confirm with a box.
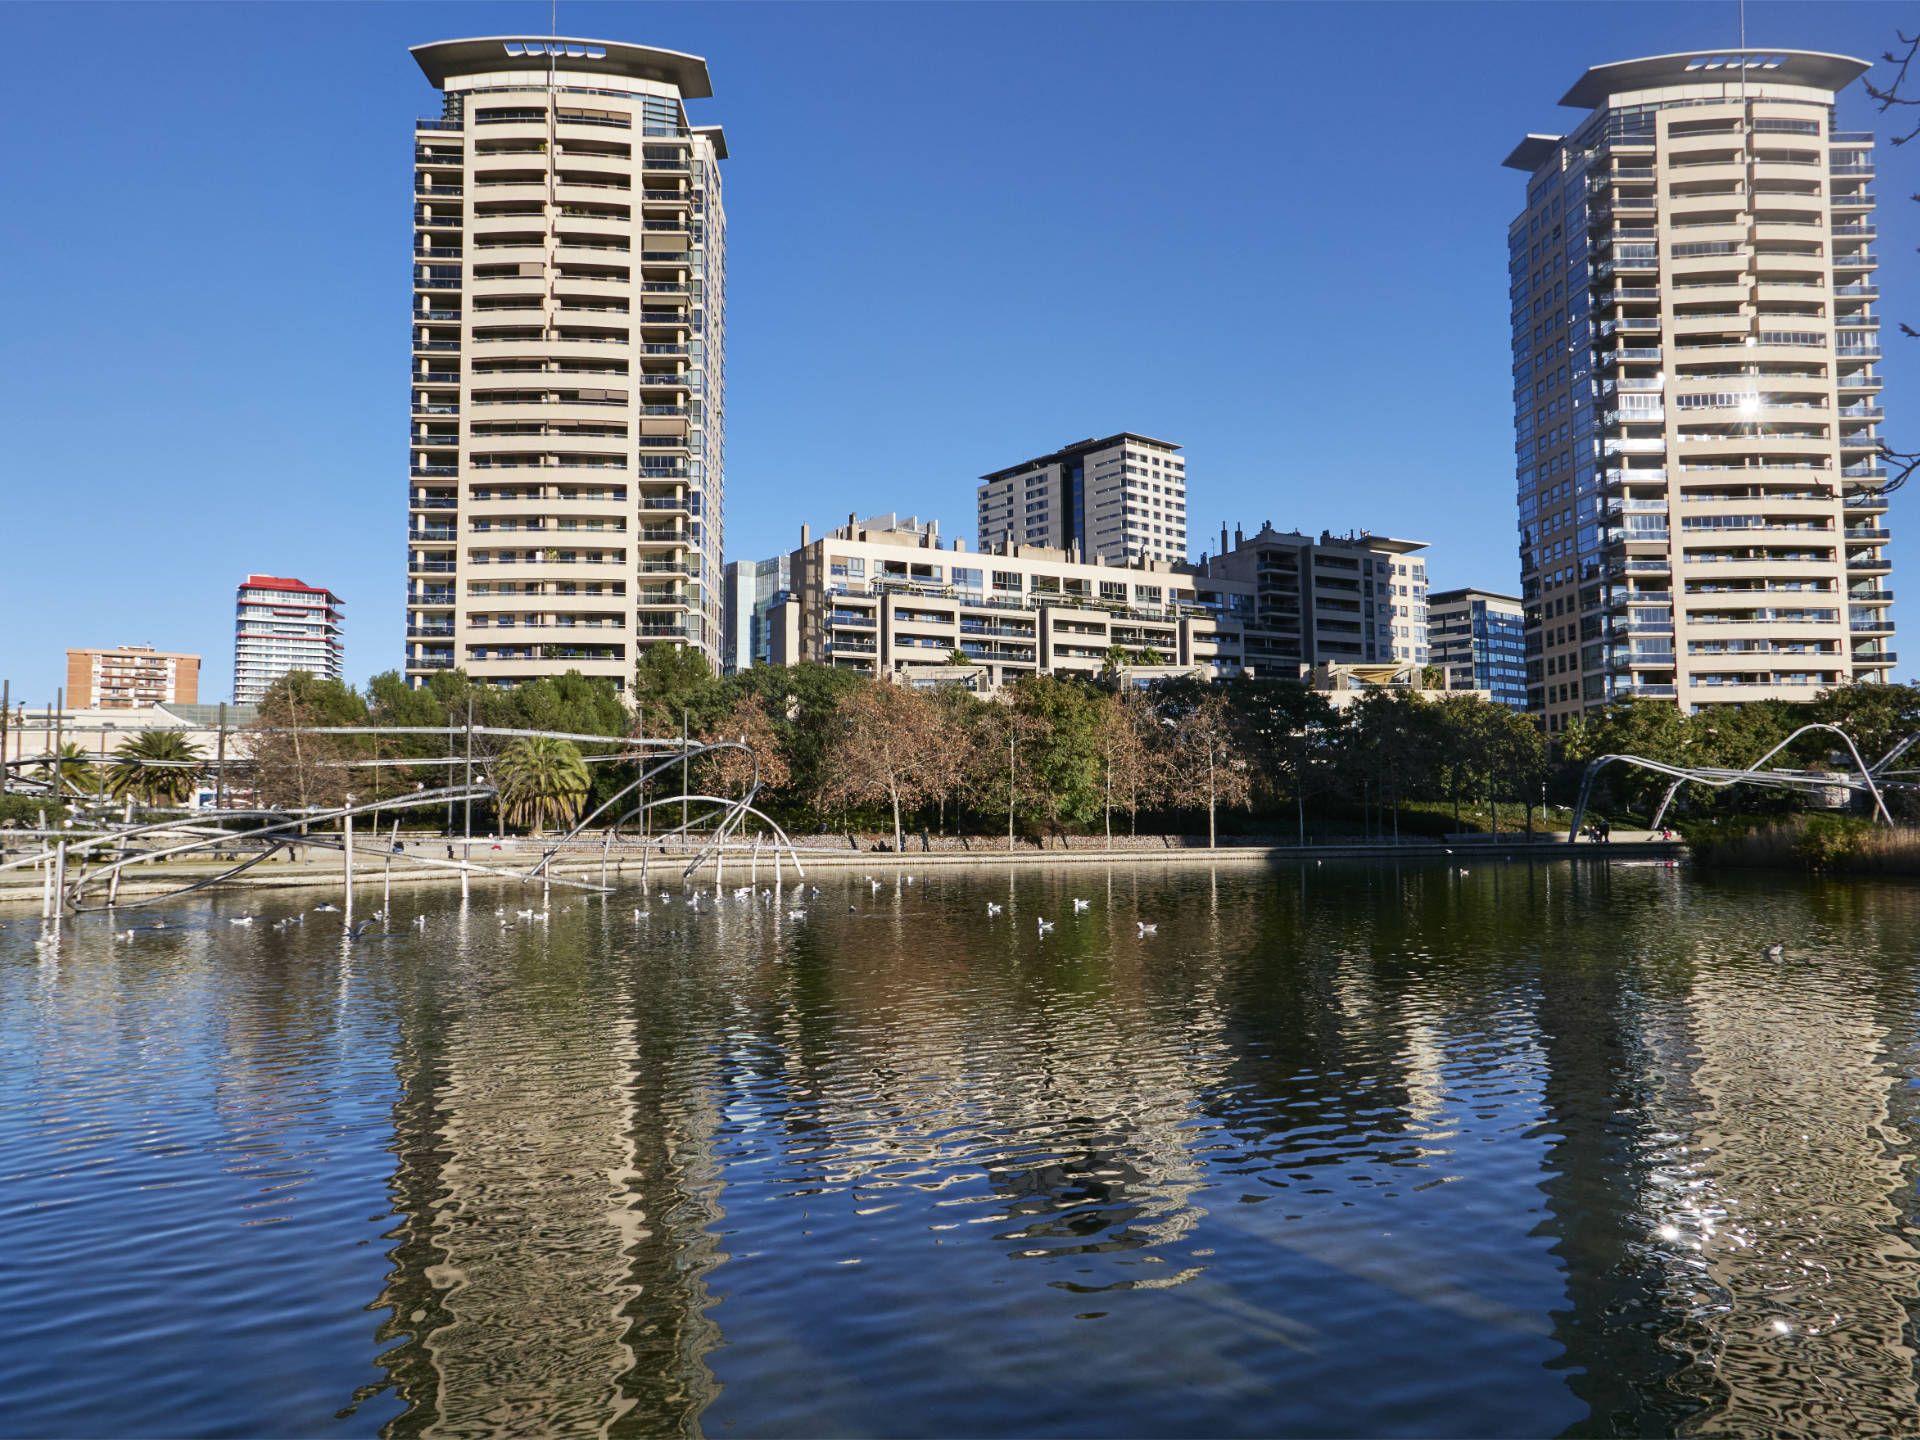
[1791,814,1873,871]
[0,794,65,829]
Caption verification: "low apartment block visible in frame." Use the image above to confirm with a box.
[1427,587,1528,707]
[763,515,1251,688]
[1192,525,1430,677]
[977,433,1190,565]
[65,645,200,710]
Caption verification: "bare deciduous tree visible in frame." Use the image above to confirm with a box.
[817,683,947,852]
[697,694,790,803]
[1165,694,1251,848]
[1099,687,1165,843]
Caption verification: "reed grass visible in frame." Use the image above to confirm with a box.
[1688,814,1920,875]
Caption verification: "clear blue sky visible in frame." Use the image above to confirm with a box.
[1,1,1911,704]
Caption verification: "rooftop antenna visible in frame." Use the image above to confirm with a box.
[1738,0,1748,104]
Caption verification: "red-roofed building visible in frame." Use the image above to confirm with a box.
[234,575,345,702]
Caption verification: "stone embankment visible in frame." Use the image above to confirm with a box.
[0,831,1684,909]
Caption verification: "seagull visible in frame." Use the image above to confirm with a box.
[788,909,806,920]
[229,916,254,926]
[1072,898,1089,912]
[1037,917,1054,933]
[987,902,1002,915]
[1137,922,1157,936]
[1764,943,1785,958]
[373,910,386,922]
[314,903,339,913]
[734,887,751,898]
[634,908,651,920]
[809,886,820,896]
[495,907,505,916]
[414,915,427,930]
[347,919,378,939]
[116,929,136,943]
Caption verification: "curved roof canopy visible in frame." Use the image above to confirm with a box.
[411,36,713,98]
[1558,49,1868,109]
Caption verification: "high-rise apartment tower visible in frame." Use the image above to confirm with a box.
[234,576,345,703]
[977,434,1189,564]
[406,38,727,693]
[1506,51,1894,731]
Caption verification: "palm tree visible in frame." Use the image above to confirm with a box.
[492,736,590,837]
[40,741,101,796]
[107,731,203,806]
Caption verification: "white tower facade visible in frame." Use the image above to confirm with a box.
[406,37,727,693]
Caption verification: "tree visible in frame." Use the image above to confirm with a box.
[964,698,1047,849]
[1218,677,1342,842]
[697,694,789,804]
[1808,681,1920,768]
[245,671,366,809]
[1560,698,1691,819]
[1008,675,1103,841]
[724,663,871,824]
[1480,702,1549,834]
[107,731,203,807]
[1164,693,1251,847]
[491,736,590,837]
[817,682,946,852]
[41,742,101,797]
[633,644,724,740]
[1340,691,1444,836]
[1097,687,1163,843]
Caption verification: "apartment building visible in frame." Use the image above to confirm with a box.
[1506,50,1894,731]
[765,516,1251,688]
[405,37,727,693]
[1426,588,1528,708]
[977,434,1189,564]
[234,576,344,703]
[720,553,791,674]
[1192,524,1430,678]
[65,646,200,710]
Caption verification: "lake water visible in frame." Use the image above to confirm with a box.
[4,860,1919,1439]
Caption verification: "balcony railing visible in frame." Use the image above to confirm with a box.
[410,464,457,477]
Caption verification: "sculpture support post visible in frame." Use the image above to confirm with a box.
[343,799,355,922]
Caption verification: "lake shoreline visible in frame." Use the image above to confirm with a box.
[0,836,1685,910]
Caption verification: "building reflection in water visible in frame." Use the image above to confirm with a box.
[369,918,726,1440]
[1530,868,1920,1438]
[351,870,1920,1438]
